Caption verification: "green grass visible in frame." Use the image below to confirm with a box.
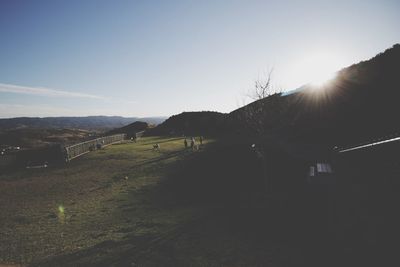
[0,136,212,265]
[1,136,319,266]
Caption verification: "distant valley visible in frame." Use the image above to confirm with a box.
[0,115,166,130]
[0,116,167,148]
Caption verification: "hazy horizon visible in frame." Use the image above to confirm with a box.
[0,114,169,119]
[1,0,399,118]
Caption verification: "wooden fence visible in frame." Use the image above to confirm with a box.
[65,134,126,161]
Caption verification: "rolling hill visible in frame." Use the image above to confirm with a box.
[148,111,226,136]
[0,128,93,149]
[106,121,149,138]
[148,44,400,161]
[227,44,400,150]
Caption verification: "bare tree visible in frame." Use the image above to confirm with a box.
[247,68,274,100]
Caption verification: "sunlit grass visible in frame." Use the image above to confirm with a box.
[0,136,213,264]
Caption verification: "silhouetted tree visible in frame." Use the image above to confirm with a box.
[247,68,274,100]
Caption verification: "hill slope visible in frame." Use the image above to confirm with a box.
[149,111,226,136]
[107,121,149,138]
[0,128,92,148]
[227,44,400,149]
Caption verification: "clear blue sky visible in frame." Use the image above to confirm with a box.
[0,0,399,118]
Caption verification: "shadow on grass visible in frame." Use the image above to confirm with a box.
[129,150,187,169]
[30,139,391,266]
[29,140,315,266]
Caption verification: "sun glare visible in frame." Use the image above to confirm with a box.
[310,71,335,87]
[304,53,340,88]
[287,51,344,90]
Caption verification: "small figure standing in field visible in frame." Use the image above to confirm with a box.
[190,137,196,151]
[199,136,203,145]
[184,138,188,148]
[153,143,160,151]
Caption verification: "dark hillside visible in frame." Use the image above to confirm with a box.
[107,121,149,138]
[148,111,226,136]
[228,44,400,152]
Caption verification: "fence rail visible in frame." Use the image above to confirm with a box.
[338,135,400,153]
[65,134,126,161]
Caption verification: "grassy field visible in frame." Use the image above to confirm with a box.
[0,137,215,266]
[1,135,374,266]
[1,135,310,267]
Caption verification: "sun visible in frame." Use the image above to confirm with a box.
[287,51,344,89]
[304,52,340,87]
[310,71,335,87]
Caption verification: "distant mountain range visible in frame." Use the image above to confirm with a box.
[0,116,167,130]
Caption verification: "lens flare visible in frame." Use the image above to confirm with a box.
[58,205,65,213]
[58,205,65,224]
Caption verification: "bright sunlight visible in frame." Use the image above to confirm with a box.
[286,51,345,90]
[302,52,341,87]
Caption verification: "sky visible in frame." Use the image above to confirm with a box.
[0,0,399,118]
